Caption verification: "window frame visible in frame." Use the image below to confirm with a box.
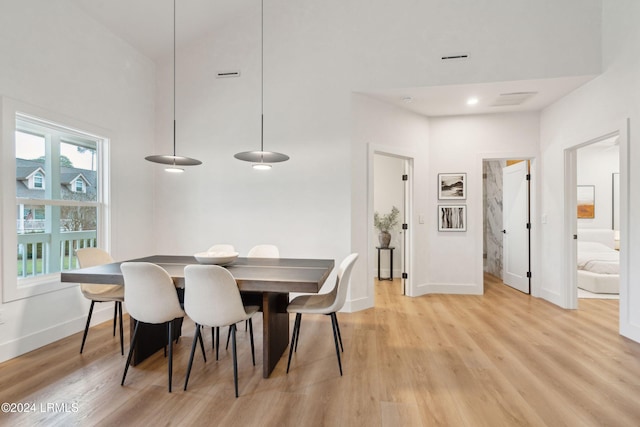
[33,172,44,189]
[1,97,111,302]
[74,178,85,193]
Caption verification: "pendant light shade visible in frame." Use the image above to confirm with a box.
[146,154,202,166]
[234,151,289,163]
[146,0,202,169]
[234,0,289,168]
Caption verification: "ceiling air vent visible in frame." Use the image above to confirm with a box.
[441,53,469,61]
[491,92,537,107]
[216,70,241,78]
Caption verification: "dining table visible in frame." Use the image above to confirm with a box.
[61,255,335,378]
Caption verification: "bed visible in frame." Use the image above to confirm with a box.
[577,229,619,294]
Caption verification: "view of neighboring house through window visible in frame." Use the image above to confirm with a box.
[16,114,103,280]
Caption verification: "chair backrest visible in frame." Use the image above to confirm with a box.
[247,244,280,258]
[326,253,359,313]
[207,244,235,254]
[184,265,249,328]
[76,247,115,296]
[120,262,184,324]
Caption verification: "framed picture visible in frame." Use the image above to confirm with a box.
[577,185,595,219]
[438,205,466,231]
[438,173,466,200]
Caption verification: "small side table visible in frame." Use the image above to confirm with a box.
[376,246,395,281]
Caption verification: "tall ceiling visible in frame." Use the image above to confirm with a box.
[70,0,596,117]
[71,0,251,61]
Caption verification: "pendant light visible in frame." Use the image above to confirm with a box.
[146,0,202,172]
[234,0,289,169]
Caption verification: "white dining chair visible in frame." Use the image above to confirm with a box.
[286,253,358,376]
[183,264,258,397]
[247,244,279,258]
[120,262,187,392]
[205,244,237,354]
[76,248,124,355]
[207,244,236,253]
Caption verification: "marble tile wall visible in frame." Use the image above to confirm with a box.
[483,160,504,278]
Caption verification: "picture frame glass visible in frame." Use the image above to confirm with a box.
[438,205,466,231]
[577,185,595,219]
[438,173,466,200]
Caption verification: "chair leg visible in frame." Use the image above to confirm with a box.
[80,301,96,354]
[118,302,124,356]
[231,324,239,398]
[226,325,232,350]
[216,327,220,360]
[112,302,118,336]
[211,327,215,350]
[164,323,169,358]
[332,312,344,352]
[248,318,255,366]
[330,313,343,376]
[168,321,174,392]
[294,314,302,352]
[184,324,202,391]
[197,325,207,362]
[121,319,140,386]
[286,313,301,373]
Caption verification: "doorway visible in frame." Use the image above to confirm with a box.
[565,129,625,309]
[576,137,620,301]
[483,158,532,294]
[369,146,414,304]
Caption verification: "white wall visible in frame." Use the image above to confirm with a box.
[540,0,640,341]
[577,144,619,230]
[0,0,156,362]
[351,94,430,306]
[428,113,540,294]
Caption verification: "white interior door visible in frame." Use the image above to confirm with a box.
[502,161,530,293]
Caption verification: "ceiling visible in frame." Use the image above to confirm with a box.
[71,1,595,117]
[363,75,595,118]
[71,0,251,61]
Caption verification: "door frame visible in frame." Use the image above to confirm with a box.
[478,153,538,296]
[368,144,415,299]
[563,123,628,311]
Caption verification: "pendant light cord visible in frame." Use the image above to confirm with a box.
[173,0,177,157]
[260,0,264,153]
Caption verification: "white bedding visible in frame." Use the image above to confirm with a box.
[577,241,619,275]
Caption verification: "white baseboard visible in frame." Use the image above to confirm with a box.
[539,287,564,307]
[343,296,373,312]
[414,282,482,296]
[372,268,403,280]
[0,305,118,363]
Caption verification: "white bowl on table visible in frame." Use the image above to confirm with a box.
[193,251,239,265]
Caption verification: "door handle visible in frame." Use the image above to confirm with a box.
[502,230,507,234]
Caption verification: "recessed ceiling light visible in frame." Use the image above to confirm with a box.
[467,97,479,106]
[401,96,413,103]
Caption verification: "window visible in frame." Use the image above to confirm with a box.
[1,97,110,302]
[74,178,85,193]
[33,172,44,189]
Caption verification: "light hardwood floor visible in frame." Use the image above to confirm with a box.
[2,274,640,426]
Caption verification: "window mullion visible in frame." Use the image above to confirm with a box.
[44,133,61,274]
